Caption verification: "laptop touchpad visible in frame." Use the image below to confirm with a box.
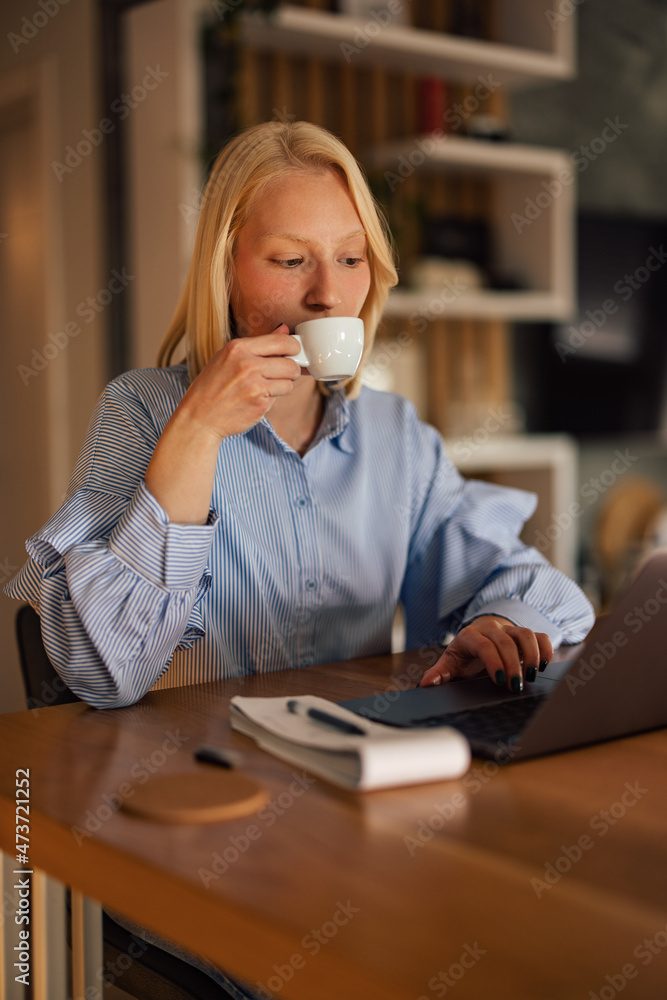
[340,672,561,727]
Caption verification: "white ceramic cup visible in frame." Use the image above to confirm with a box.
[291,317,364,382]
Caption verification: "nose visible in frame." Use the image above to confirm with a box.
[304,261,342,311]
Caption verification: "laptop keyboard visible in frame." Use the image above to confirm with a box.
[409,693,549,745]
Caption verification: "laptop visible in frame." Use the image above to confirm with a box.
[340,550,667,763]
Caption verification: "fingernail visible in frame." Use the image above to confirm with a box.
[432,674,442,685]
[526,666,537,683]
[511,675,523,693]
[495,669,506,685]
[539,659,548,672]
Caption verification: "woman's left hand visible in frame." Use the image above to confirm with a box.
[419,615,553,693]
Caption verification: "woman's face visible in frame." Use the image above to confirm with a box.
[231,169,371,337]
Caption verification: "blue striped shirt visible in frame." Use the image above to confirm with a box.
[6,365,594,709]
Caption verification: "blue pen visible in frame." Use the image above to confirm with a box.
[287,699,366,736]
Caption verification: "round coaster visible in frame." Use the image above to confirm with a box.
[121,771,268,824]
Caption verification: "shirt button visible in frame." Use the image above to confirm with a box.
[301,655,314,666]
[295,496,308,507]
[305,579,317,591]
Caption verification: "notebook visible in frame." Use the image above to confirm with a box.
[340,550,667,763]
[229,694,471,790]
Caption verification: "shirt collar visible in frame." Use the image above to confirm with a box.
[312,389,354,453]
[254,388,354,455]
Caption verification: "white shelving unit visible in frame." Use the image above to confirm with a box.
[241,2,575,87]
[241,3,577,325]
[372,136,575,321]
[239,2,581,575]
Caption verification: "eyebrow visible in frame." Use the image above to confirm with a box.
[257,229,367,247]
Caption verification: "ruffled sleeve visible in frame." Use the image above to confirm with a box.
[400,425,595,650]
[4,369,217,708]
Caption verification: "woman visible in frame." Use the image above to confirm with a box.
[7,119,594,998]
[7,120,593,705]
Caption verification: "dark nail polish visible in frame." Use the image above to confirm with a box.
[539,659,548,672]
[495,669,506,685]
[526,666,537,683]
[511,675,523,693]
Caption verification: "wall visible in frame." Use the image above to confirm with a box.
[125,0,207,370]
[0,0,106,713]
[511,0,667,218]
[511,0,667,606]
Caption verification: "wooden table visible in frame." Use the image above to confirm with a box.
[1,649,666,1000]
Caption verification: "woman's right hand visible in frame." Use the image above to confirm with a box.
[182,324,301,442]
[145,324,300,524]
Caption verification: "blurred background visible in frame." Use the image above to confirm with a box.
[2,0,667,712]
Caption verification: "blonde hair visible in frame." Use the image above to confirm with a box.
[157,120,398,398]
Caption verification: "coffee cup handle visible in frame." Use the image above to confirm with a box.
[290,334,309,368]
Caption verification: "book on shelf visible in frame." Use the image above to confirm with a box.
[230,694,471,791]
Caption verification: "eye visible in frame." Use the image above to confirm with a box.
[340,257,365,267]
[273,258,303,269]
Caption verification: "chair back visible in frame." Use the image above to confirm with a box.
[15,604,79,709]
